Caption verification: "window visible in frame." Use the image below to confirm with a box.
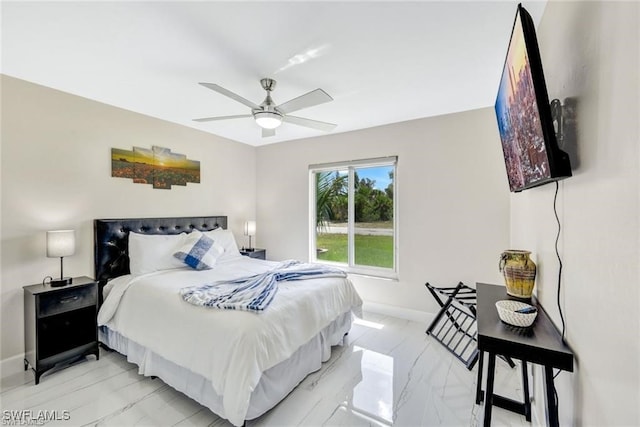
[310,157,397,278]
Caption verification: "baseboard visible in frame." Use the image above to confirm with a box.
[1,353,25,378]
[362,301,434,324]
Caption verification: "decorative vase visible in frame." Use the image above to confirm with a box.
[499,250,537,299]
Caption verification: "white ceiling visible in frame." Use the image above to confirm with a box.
[1,1,546,147]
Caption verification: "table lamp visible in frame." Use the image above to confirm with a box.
[47,230,75,287]
[244,221,256,251]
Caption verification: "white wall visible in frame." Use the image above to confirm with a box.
[0,76,256,366]
[511,2,639,425]
[256,108,510,313]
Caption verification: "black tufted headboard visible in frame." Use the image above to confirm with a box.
[94,216,227,300]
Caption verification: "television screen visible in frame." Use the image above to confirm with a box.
[495,4,571,192]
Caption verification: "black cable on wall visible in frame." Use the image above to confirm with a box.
[553,181,566,341]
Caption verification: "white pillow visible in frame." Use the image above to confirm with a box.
[173,230,224,270]
[128,232,187,275]
[204,228,242,261]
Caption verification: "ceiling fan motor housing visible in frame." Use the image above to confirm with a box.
[260,78,277,92]
[254,80,283,128]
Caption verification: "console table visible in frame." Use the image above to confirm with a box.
[475,283,573,427]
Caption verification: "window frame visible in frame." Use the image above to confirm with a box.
[309,156,398,279]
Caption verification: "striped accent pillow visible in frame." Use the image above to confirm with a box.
[174,230,224,270]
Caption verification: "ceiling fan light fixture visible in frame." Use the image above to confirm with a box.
[254,111,283,129]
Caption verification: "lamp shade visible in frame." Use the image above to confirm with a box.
[254,112,282,129]
[46,230,75,258]
[244,221,256,236]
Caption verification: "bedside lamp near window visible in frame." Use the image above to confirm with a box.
[244,221,256,252]
[46,230,75,287]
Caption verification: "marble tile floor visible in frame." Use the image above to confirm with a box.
[1,312,529,426]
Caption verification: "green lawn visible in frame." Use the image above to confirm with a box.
[316,233,393,268]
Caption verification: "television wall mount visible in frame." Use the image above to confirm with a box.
[550,98,564,145]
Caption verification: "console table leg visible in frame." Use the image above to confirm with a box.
[476,350,484,404]
[483,353,496,427]
[522,361,531,421]
[544,365,560,427]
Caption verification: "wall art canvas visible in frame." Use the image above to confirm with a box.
[111,145,200,189]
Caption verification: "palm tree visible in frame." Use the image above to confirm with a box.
[315,171,346,232]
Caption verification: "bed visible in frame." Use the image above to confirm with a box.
[94,216,362,426]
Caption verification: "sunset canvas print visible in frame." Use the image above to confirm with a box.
[111,146,200,189]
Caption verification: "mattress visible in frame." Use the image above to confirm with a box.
[98,256,362,425]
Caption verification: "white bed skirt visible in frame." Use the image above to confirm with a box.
[99,311,352,423]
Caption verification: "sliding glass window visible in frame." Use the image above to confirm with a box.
[310,157,397,278]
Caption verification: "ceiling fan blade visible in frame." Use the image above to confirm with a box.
[193,114,252,122]
[283,115,337,132]
[276,88,333,114]
[198,83,260,110]
[262,128,276,138]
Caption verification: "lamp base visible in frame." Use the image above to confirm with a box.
[50,277,73,287]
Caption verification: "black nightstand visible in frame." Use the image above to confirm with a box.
[23,276,99,384]
[240,248,266,260]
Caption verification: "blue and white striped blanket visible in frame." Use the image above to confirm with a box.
[179,260,347,312]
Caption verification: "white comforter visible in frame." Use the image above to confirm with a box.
[98,257,362,426]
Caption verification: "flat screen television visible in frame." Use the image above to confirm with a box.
[495,4,571,192]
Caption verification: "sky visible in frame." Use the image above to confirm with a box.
[358,166,393,190]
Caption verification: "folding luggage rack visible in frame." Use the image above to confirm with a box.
[425,282,480,370]
[425,282,517,372]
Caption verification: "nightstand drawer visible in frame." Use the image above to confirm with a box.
[38,284,96,317]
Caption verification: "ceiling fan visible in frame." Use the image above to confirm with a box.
[193,78,337,138]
